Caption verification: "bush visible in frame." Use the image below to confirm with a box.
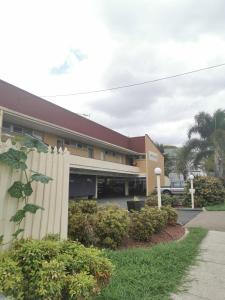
[68,211,97,246]
[68,201,97,246]
[129,207,155,241]
[146,194,184,207]
[145,207,168,233]
[185,176,225,207]
[94,206,130,249]
[69,200,97,214]
[0,239,113,300]
[0,255,24,299]
[161,206,178,225]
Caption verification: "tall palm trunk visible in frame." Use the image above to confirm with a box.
[214,148,224,177]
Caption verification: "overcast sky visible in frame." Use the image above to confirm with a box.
[1,0,225,146]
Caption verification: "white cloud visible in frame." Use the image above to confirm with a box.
[0,0,225,146]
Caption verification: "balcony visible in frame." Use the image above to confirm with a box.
[69,155,140,176]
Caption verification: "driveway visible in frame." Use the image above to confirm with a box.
[185,211,225,231]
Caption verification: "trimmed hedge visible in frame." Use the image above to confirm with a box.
[185,176,225,207]
[68,200,178,248]
[0,239,113,300]
[146,194,184,207]
[94,206,130,249]
[129,208,155,241]
[161,206,178,225]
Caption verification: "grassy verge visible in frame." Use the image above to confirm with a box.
[96,228,207,300]
[205,203,225,211]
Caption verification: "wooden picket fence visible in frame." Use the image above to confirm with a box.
[0,139,70,249]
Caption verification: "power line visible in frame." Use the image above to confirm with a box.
[43,62,225,97]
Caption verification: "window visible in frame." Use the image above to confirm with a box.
[64,139,70,145]
[2,122,12,132]
[23,128,33,135]
[88,147,94,158]
[33,130,43,140]
[77,143,83,149]
[13,125,23,134]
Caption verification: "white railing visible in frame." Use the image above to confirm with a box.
[69,155,140,175]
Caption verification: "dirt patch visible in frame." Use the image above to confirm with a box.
[120,225,185,249]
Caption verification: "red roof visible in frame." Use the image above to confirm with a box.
[0,79,145,153]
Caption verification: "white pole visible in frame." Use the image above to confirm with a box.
[157,174,162,209]
[190,179,194,209]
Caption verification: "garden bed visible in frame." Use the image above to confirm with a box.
[120,224,185,249]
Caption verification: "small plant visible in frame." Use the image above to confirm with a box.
[144,207,168,233]
[0,136,52,244]
[161,206,178,225]
[129,208,155,241]
[0,239,113,299]
[94,206,130,249]
[185,176,225,207]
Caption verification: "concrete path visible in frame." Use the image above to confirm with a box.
[172,230,225,300]
[185,211,225,231]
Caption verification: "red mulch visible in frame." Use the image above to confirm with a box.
[119,225,185,249]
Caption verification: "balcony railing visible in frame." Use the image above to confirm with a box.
[69,155,140,175]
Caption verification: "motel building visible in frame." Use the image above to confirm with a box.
[0,79,165,199]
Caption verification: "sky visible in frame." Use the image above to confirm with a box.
[1,0,225,146]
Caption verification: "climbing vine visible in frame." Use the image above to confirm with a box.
[0,136,52,245]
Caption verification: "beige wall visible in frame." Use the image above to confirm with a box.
[135,159,146,174]
[43,132,127,164]
[145,135,165,195]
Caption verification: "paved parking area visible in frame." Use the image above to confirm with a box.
[176,209,202,225]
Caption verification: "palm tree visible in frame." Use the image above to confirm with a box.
[185,109,225,177]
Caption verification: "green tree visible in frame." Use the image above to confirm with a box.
[154,142,174,176]
[185,109,225,177]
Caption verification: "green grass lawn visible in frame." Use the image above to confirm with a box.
[96,228,207,300]
[205,202,225,211]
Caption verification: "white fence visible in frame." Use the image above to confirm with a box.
[0,139,70,249]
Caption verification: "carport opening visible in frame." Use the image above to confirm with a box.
[69,172,146,199]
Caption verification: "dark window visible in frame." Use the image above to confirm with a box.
[88,147,94,158]
[2,122,12,132]
[13,125,23,133]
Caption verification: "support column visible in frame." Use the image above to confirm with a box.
[95,176,98,199]
[0,109,3,141]
[125,179,129,196]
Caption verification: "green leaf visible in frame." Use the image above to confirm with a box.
[23,203,44,214]
[22,136,48,153]
[8,181,24,198]
[0,148,27,170]
[31,173,52,184]
[10,209,26,223]
[23,182,33,196]
[12,228,24,238]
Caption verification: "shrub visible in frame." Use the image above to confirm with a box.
[0,239,113,300]
[185,176,225,207]
[161,206,178,225]
[129,207,155,241]
[69,200,97,214]
[144,207,168,233]
[0,255,24,299]
[68,201,97,246]
[146,194,184,207]
[94,206,130,249]
[68,211,97,246]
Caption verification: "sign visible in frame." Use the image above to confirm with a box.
[148,151,158,161]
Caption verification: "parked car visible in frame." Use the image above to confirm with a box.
[157,182,185,195]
